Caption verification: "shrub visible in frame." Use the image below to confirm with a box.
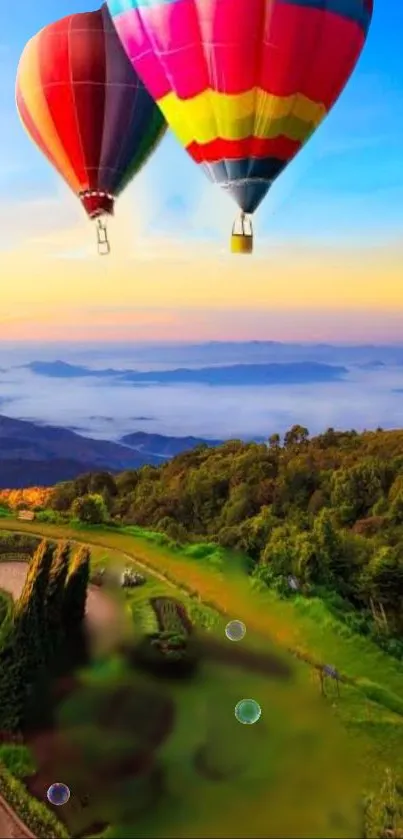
[132,601,160,636]
[36,509,63,524]
[71,494,107,525]
[0,763,69,838]
[0,744,36,778]
[364,768,403,838]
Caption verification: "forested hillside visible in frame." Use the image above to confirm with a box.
[6,425,403,646]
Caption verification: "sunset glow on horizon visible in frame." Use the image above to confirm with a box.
[1,227,403,343]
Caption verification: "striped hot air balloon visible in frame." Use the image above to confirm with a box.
[15,4,166,255]
[107,0,373,253]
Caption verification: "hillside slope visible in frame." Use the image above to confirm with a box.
[45,425,403,642]
[0,415,217,487]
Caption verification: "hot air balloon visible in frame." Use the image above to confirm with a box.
[16,4,166,255]
[107,0,373,254]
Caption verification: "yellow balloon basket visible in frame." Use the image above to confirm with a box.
[231,233,253,254]
[230,213,253,255]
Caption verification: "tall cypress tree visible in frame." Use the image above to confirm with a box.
[62,546,91,667]
[14,540,53,658]
[14,539,54,625]
[45,540,72,670]
[63,545,91,630]
[0,628,24,732]
[14,540,54,729]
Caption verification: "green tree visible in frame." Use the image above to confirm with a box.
[71,493,107,525]
[389,489,403,525]
[294,531,318,585]
[330,460,384,524]
[284,425,309,448]
[232,506,277,559]
[365,546,403,630]
[14,539,53,629]
[45,541,72,668]
[63,545,91,631]
[312,510,371,599]
[0,631,25,731]
[115,470,139,495]
[13,540,54,728]
[221,484,256,527]
[307,489,326,517]
[257,524,298,584]
[88,471,117,496]
[388,473,403,503]
[156,517,188,543]
[274,455,318,512]
[50,482,77,512]
[312,510,341,584]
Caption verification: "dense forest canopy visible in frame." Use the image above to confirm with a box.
[23,426,403,641]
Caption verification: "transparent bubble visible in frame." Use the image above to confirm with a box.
[235,699,261,725]
[225,620,246,641]
[47,782,70,806]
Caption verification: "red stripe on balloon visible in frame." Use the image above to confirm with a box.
[186,135,302,164]
[37,20,88,190]
[260,3,365,106]
[16,88,70,187]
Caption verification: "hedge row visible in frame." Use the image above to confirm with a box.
[131,599,159,636]
[0,762,69,838]
[0,553,32,562]
[0,591,13,643]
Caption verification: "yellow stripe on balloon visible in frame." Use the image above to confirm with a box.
[17,33,81,193]
[158,88,327,148]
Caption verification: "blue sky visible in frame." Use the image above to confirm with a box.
[0,0,402,247]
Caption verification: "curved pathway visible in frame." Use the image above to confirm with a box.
[0,561,118,633]
[0,796,35,839]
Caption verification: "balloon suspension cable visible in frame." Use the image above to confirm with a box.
[96,215,110,256]
[231,211,253,254]
[245,212,253,235]
[237,211,253,238]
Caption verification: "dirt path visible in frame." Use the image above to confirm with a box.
[0,561,118,634]
[0,794,35,838]
[0,524,179,592]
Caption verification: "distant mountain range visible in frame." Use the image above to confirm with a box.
[121,431,222,457]
[23,360,347,386]
[0,415,221,489]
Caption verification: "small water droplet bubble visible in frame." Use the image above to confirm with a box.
[225,620,246,641]
[235,699,261,725]
[47,783,70,806]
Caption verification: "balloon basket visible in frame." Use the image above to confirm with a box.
[231,213,253,255]
[96,216,110,256]
[231,233,253,254]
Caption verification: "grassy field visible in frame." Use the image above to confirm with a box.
[0,519,402,837]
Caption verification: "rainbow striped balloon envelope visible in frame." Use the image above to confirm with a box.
[107,0,373,253]
[16,4,166,254]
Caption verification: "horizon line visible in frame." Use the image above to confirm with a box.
[1,338,403,348]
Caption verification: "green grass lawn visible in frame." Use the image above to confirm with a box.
[0,519,402,837]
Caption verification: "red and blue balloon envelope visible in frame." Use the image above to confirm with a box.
[15,4,166,255]
[106,0,373,253]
